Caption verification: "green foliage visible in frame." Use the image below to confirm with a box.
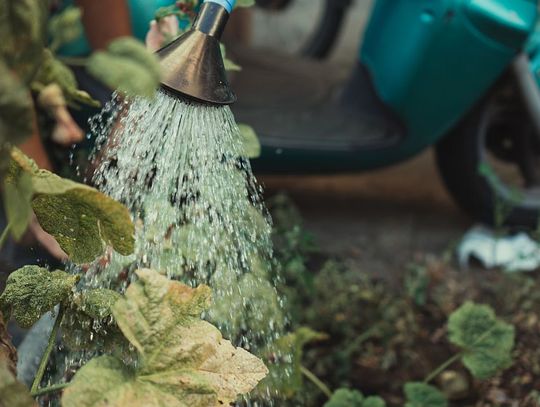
[48,6,83,51]
[2,171,32,239]
[0,266,77,328]
[61,289,127,353]
[87,37,161,98]
[405,264,429,306]
[0,60,34,159]
[7,148,135,263]
[263,327,327,398]
[62,269,268,407]
[404,383,448,407]
[0,0,45,81]
[324,388,386,407]
[235,0,255,7]
[238,123,261,158]
[448,302,515,379]
[0,360,35,407]
[33,49,100,108]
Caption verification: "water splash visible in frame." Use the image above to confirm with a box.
[88,89,285,348]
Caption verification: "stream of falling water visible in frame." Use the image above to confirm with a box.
[87,89,286,349]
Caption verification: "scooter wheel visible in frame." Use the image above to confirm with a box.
[436,77,540,228]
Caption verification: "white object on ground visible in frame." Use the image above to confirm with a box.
[457,225,540,272]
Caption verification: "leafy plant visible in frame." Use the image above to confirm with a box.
[324,389,386,407]
[62,269,268,406]
[404,383,447,407]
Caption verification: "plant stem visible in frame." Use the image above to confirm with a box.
[0,223,11,250]
[31,305,65,395]
[301,365,333,399]
[423,352,463,384]
[30,382,70,397]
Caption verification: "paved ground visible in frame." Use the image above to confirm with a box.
[248,0,471,266]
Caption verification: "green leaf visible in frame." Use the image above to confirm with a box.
[62,269,268,407]
[324,389,386,407]
[0,0,45,81]
[404,383,448,407]
[32,49,100,108]
[324,389,364,407]
[7,148,135,263]
[0,265,78,328]
[48,6,83,50]
[0,360,35,407]
[61,289,127,353]
[262,327,327,398]
[0,60,34,150]
[238,123,261,159]
[447,302,515,379]
[2,171,32,239]
[87,37,161,98]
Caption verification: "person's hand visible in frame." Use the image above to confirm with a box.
[145,16,180,52]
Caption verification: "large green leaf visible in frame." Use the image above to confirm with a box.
[87,37,161,98]
[62,269,268,407]
[404,383,448,407]
[2,171,32,239]
[447,302,515,379]
[324,388,386,407]
[6,149,135,263]
[0,360,35,407]
[0,266,77,328]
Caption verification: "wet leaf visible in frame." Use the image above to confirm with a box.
[87,37,161,98]
[238,123,261,159]
[448,302,515,379]
[0,359,35,407]
[7,148,135,263]
[2,171,32,239]
[404,383,448,407]
[62,269,268,407]
[0,266,77,328]
[61,289,127,353]
[262,327,328,398]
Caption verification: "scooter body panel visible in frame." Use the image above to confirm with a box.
[360,0,537,155]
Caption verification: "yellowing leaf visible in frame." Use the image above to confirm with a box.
[87,37,161,98]
[0,266,77,328]
[448,302,515,379]
[7,149,135,263]
[62,269,268,407]
[3,171,32,239]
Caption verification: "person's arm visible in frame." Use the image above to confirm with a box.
[76,0,133,49]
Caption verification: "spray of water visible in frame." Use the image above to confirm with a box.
[88,89,285,348]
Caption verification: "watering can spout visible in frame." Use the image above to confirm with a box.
[157,0,237,105]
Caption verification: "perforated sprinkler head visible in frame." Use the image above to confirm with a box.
[157,0,237,105]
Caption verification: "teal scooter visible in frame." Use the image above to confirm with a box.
[229,0,540,227]
[63,0,540,227]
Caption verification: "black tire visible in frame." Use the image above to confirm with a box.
[254,0,351,59]
[436,77,540,228]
